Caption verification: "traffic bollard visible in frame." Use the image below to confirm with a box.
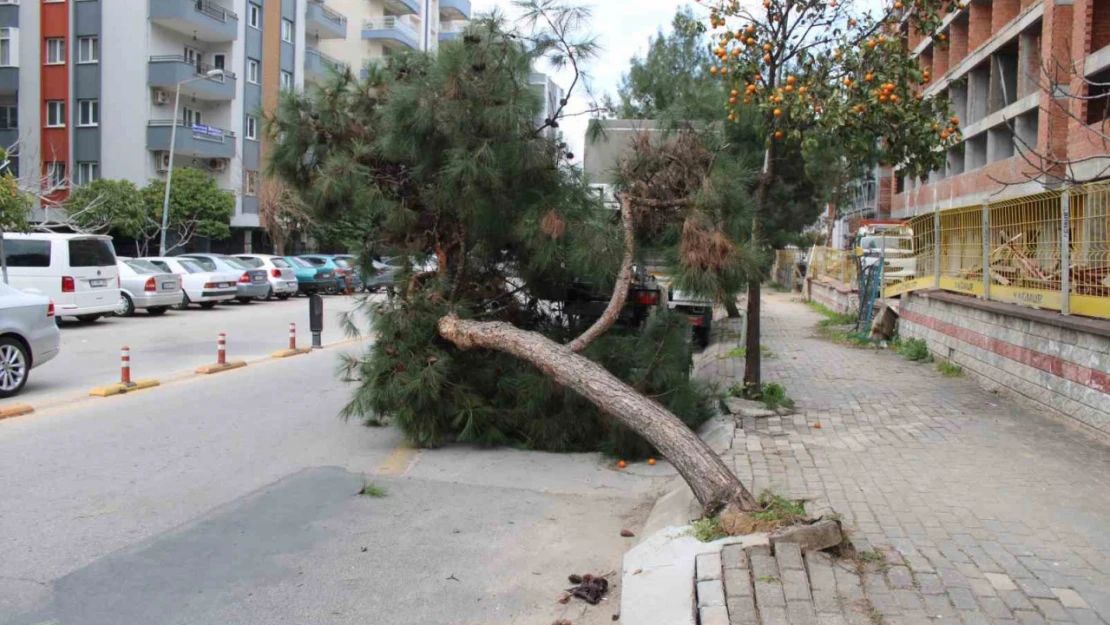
[289,322,297,350]
[120,346,133,386]
[217,333,227,366]
[196,332,246,374]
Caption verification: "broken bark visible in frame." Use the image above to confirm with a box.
[567,195,635,353]
[438,314,758,514]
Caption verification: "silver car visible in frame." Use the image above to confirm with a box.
[180,254,269,304]
[0,282,61,398]
[115,259,185,317]
[234,254,299,300]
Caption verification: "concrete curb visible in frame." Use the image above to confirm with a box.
[271,347,313,359]
[194,361,248,375]
[0,403,34,419]
[620,526,769,625]
[88,379,161,397]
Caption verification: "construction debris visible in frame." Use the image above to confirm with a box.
[565,573,610,605]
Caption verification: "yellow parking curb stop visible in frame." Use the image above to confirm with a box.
[195,360,248,375]
[88,379,161,398]
[0,403,34,420]
[271,347,313,359]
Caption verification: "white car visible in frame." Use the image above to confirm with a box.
[233,254,298,300]
[114,259,185,317]
[0,282,61,397]
[1,233,121,323]
[142,256,239,310]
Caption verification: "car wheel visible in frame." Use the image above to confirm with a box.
[115,293,135,318]
[0,337,29,398]
[174,293,192,311]
[237,297,253,305]
[76,314,102,324]
[148,307,169,316]
[199,302,218,310]
[276,293,291,301]
[265,287,275,301]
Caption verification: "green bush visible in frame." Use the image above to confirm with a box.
[935,360,963,377]
[760,382,795,410]
[896,338,932,362]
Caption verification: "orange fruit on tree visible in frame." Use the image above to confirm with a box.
[774,130,784,139]
[743,97,752,104]
[730,96,737,104]
[785,84,794,92]
[849,19,857,26]
[865,73,874,81]
[867,40,876,49]
[878,35,886,43]
[617,460,627,469]
[732,48,741,57]
[731,89,739,96]
[747,37,756,45]
[940,131,949,140]
[721,67,729,74]
[747,25,756,34]
[763,43,772,51]
[773,108,782,117]
[894,1,903,7]
[890,93,900,102]
[798,86,807,94]
[764,54,772,63]
[786,75,797,84]
[843,77,853,86]
[950,116,960,124]
[710,67,718,75]
[879,94,888,102]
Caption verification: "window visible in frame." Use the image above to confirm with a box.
[45,161,66,188]
[247,58,259,84]
[0,28,15,67]
[45,100,64,127]
[2,239,51,268]
[245,116,257,140]
[68,238,117,267]
[183,107,202,126]
[282,19,293,43]
[45,38,64,65]
[213,53,225,71]
[76,161,99,185]
[0,105,15,130]
[244,171,259,196]
[280,70,293,91]
[77,36,97,63]
[248,3,261,29]
[77,99,98,126]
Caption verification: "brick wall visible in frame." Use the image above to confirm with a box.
[949,18,969,68]
[1092,0,1110,52]
[932,40,950,78]
[968,2,992,50]
[899,291,1110,436]
[991,0,1021,32]
[805,279,859,315]
[890,155,1043,214]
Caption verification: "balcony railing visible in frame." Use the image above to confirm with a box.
[308,0,345,26]
[149,119,236,142]
[194,0,237,22]
[363,17,418,39]
[149,55,237,80]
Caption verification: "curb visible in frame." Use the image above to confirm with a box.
[88,379,161,397]
[271,347,312,359]
[195,360,248,375]
[0,403,34,420]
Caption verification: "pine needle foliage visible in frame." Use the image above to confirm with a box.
[267,6,716,457]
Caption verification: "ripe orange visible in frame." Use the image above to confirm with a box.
[849,19,857,26]
[763,43,772,51]
[747,37,756,45]
[763,54,772,63]
[786,75,797,85]
[774,130,784,139]
[773,108,782,117]
[879,94,888,103]
[743,97,752,104]
[618,460,627,469]
[894,1,903,7]
[721,67,729,74]
[867,40,876,49]
[798,86,807,94]
[938,33,947,42]
[950,116,960,125]
[746,25,756,34]
[710,67,718,75]
[865,73,874,82]
[940,131,950,140]
[731,89,739,96]
[785,85,794,92]
[890,94,900,102]
[647,458,657,466]
[729,96,737,104]
[732,48,741,57]
[843,77,853,86]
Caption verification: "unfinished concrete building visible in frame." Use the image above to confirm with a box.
[891,0,1110,217]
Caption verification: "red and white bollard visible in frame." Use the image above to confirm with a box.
[217,333,227,366]
[120,346,132,385]
[288,323,297,350]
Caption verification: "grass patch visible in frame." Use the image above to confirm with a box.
[727,382,796,411]
[896,338,932,362]
[757,575,779,583]
[752,490,807,524]
[807,300,858,327]
[936,360,963,377]
[768,281,792,293]
[858,549,885,563]
[720,345,776,360]
[689,517,727,542]
[358,483,387,498]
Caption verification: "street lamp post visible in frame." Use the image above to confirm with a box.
[159,68,225,256]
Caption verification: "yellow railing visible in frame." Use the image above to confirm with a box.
[808,246,857,285]
[881,182,1110,320]
[771,248,800,287]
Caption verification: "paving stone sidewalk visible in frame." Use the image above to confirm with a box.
[698,292,1110,625]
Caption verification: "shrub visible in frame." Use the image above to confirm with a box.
[936,360,963,377]
[897,338,932,362]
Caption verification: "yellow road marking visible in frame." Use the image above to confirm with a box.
[375,443,420,477]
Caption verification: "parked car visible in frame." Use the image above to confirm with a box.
[142,256,239,310]
[114,259,185,317]
[365,257,401,292]
[283,256,338,296]
[178,254,269,304]
[0,282,60,397]
[331,255,365,292]
[233,254,298,300]
[299,255,356,294]
[668,287,714,348]
[1,233,121,323]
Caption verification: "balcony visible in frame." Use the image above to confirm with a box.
[305,47,345,82]
[306,0,347,40]
[362,17,419,50]
[439,0,471,20]
[383,0,419,16]
[150,0,239,43]
[148,56,237,101]
[0,67,16,97]
[439,21,466,42]
[147,120,236,160]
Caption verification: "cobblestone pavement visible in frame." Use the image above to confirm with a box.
[701,292,1110,625]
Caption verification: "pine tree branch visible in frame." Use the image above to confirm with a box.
[565,194,635,353]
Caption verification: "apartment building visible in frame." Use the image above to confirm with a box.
[890,0,1110,217]
[3,0,348,250]
[314,0,470,76]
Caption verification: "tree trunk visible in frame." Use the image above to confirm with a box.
[744,141,776,393]
[566,195,635,353]
[438,314,758,514]
[724,298,741,318]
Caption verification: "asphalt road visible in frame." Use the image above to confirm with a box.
[0,340,670,624]
[8,293,365,410]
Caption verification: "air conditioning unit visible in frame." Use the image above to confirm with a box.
[156,151,171,172]
[153,89,169,105]
[208,158,227,172]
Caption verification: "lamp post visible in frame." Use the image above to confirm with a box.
[159,67,225,256]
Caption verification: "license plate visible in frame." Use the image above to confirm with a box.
[161,281,176,290]
[253,276,265,283]
[89,279,107,288]
[219,282,232,288]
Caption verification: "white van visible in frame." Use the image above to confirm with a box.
[1,233,122,322]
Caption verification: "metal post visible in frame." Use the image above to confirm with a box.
[981,203,991,301]
[120,346,132,386]
[1061,190,1071,315]
[217,333,227,365]
[289,322,297,350]
[309,294,324,349]
[159,82,183,256]
[933,209,941,288]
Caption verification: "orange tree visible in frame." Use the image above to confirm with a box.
[700,0,961,392]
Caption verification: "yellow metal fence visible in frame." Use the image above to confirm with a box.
[809,246,857,286]
[881,183,1110,320]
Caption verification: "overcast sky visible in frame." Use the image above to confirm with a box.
[470,0,699,159]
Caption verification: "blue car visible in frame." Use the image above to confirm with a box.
[283,256,339,296]
[299,255,362,293]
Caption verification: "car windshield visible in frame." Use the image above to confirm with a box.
[221,257,251,270]
[236,257,264,268]
[178,260,205,274]
[69,238,117,267]
[271,258,291,268]
[183,256,217,271]
[333,258,352,269]
[302,257,327,267]
[125,260,161,274]
[288,257,314,268]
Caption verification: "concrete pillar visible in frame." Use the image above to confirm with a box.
[992,0,1020,32]
[243,230,252,254]
[968,63,991,123]
[951,82,969,124]
[1017,30,1042,98]
[969,1,993,51]
[949,15,969,68]
[989,52,1019,113]
[1038,0,1074,171]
